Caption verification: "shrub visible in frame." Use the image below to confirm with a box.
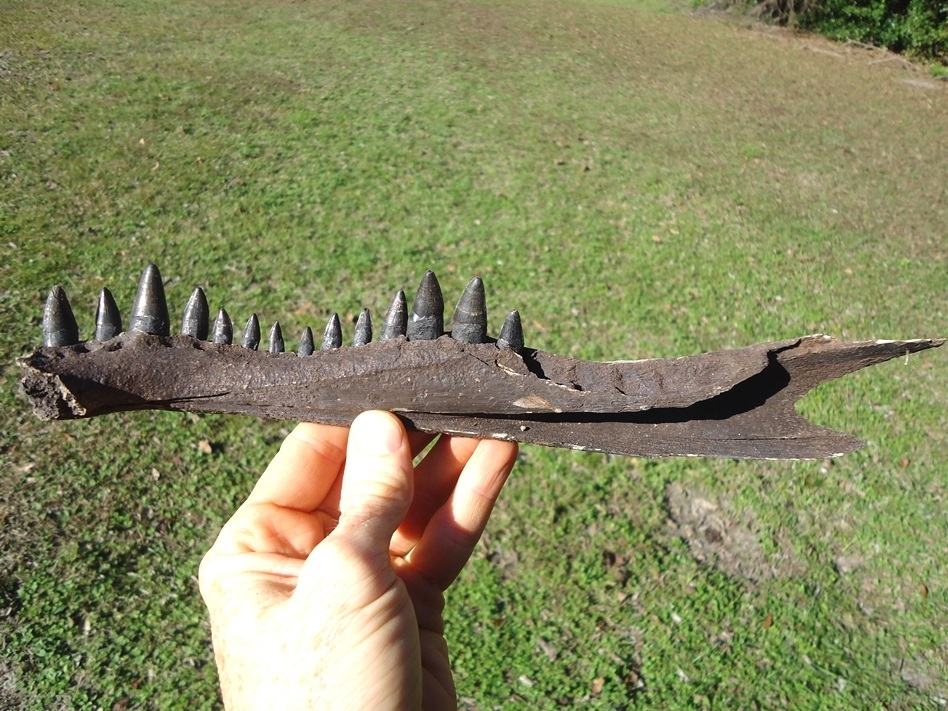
[799,0,947,61]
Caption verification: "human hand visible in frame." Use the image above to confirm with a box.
[199,411,519,710]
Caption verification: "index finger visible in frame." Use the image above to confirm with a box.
[245,422,350,511]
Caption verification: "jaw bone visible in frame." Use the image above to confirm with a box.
[18,264,944,460]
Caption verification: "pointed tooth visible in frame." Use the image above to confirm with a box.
[242,313,260,350]
[321,313,342,350]
[129,263,170,336]
[353,308,372,346]
[406,270,444,341]
[380,290,407,341]
[451,276,488,344]
[496,310,524,351]
[181,287,210,340]
[42,286,80,347]
[94,287,122,341]
[268,321,284,353]
[298,326,314,356]
[212,308,233,345]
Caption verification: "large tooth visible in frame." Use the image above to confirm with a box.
[268,321,284,354]
[242,313,260,350]
[298,326,314,356]
[406,270,444,341]
[212,308,233,345]
[181,287,210,340]
[450,276,488,344]
[353,308,372,346]
[321,313,342,350]
[129,263,170,336]
[94,287,122,341]
[496,310,524,351]
[42,286,80,347]
[380,290,407,341]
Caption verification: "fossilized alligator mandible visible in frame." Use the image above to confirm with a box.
[18,264,944,459]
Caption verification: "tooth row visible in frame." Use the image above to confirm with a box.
[41,264,525,353]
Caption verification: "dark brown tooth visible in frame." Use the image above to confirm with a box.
[94,287,122,341]
[450,276,488,344]
[497,310,524,351]
[181,287,209,340]
[42,286,80,347]
[353,308,372,346]
[321,313,342,350]
[298,327,314,356]
[407,270,444,341]
[268,321,284,354]
[212,309,233,345]
[242,314,260,350]
[129,263,170,336]
[380,290,407,341]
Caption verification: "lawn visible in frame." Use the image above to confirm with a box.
[1,0,946,707]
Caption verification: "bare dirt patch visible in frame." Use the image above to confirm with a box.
[665,482,803,582]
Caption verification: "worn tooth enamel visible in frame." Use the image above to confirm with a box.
[128,263,171,336]
[451,276,488,344]
[211,309,233,345]
[321,313,342,350]
[242,313,260,350]
[298,326,314,356]
[380,290,407,341]
[42,286,80,347]
[94,287,122,341]
[181,287,210,340]
[407,270,444,341]
[497,310,524,350]
[269,321,284,354]
[353,308,372,346]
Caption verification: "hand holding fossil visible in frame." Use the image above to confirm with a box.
[199,411,519,710]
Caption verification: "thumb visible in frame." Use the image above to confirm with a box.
[332,410,414,551]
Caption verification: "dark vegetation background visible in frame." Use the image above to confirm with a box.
[736,0,947,65]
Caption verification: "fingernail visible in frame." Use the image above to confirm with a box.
[353,412,402,455]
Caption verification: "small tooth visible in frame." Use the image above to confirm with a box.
[212,308,233,345]
[321,313,342,350]
[380,290,407,341]
[242,313,260,350]
[129,263,171,336]
[298,326,314,356]
[94,287,122,341]
[451,276,488,344]
[268,321,284,353]
[42,286,80,347]
[181,287,210,340]
[407,270,444,341]
[353,308,372,346]
[497,310,524,351]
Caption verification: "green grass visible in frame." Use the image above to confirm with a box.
[1,0,946,708]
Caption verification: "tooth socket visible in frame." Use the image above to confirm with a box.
[181,287,210,340]
[407,270,444,341]
[497,310,524,351]
[451,276,488,344]
[242,314,260,350]
[43,286,80,347]
[353,308,372,346]
[268,321,284,354]
[94,287,122,341]
[321,313,342,350]
[212,308,233,345]
[298,327,314,356]
[129,263,171,336]
[380,290,407,341]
